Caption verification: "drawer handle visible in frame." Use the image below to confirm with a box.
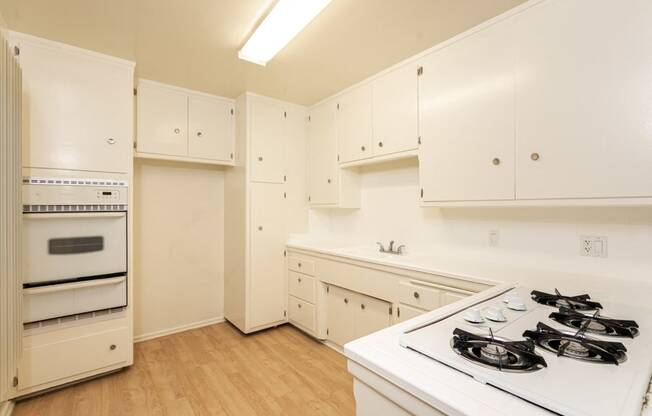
[360,304,365,310]
[413,291,420,299]
[344,298,349,304]
[110,344,117,351]
[378,141,383,148]
[106,138,116,145]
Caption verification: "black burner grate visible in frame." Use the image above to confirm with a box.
[531,289,602,311]
[549,307,639,338]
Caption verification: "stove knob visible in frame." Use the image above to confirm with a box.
[486,307,507,322]
[507,297,527,311]
[463,309,484,324]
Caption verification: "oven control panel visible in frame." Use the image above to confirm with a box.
[96,190,120,200]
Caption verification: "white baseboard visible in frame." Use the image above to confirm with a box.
[134,316,224,343]
[0,400,14,416]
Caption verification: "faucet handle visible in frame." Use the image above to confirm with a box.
[376,242,386,253]
[389,240,395,252]
[396,245,406,255]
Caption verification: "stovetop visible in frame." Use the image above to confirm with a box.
[399,286,652,416]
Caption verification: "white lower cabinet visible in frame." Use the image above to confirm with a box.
[326,285,392,347]
[288,296,316,333]
[396,304,428,323]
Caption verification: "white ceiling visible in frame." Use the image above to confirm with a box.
[0,0,526,105]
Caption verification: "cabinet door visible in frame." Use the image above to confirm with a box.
[18,38,133,173]
[336,84,373,163]
[326,285,356,347]
[355,294,391,339]
[249,183,287,329]
[419,20,516,202]
[250,99,285,183]
[307,102,338,204]
[514,0,652,199]
[188,96,233,161]
[137,83,188,157]
[372,64,418,156]
[397,304,428,323]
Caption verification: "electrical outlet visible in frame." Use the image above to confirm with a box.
[580,236,608,258]
[489,230,500,247]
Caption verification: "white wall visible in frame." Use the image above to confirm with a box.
[308,158,652,285]
[133,159,225,341]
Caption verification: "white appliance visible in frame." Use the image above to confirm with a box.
[22,177,128,323]
[399,286,652,416]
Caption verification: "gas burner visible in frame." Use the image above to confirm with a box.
[451,328,547,372]
[531,289,602,311]
[550,307,639,338]
[523,322,627,365]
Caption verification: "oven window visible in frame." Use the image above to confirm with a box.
[48,236,104,254]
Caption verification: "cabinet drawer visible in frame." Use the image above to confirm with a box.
[20,326,130,389]
[288,296,316,333]
[288,256,315,276]
[288,271,316,303]
[398,281,441,310]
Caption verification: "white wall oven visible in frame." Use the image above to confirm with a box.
[22,177,128,324]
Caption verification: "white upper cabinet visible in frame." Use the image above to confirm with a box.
[284,108,309,232]
[419,19,516,202]
[372,64,419,157]
[250,99,286,183]
[307,101,338,205]
[136,79,235,164]
[336,84,373,163]
[188,95,233,161]
[14,33,134,173]
[514,0,652,199]
[137,82,188,157]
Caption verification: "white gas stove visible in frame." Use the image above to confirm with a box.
[399,286,652,416]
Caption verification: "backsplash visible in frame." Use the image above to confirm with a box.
[307,158,652,283]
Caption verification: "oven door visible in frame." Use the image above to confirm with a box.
[23,211,127,284]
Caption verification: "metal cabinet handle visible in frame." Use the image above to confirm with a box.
[110,344,117,351]
[197,131,203,137]
[413,291,420,299]
[530,152,540,161]
[298,277,302,283]
[258,156,263,161]
[492,157,500,166]
[327,178,331,184]
[298,303,302,309]
[378,141,383,148]
[360,304,366,310]
[107,138,116,145]
[258,226,263,231]
[344,298,349,304]
[298,262,302,268]
[361,145,366,151]
[174,128,180,134]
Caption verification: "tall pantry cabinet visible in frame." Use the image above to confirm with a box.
[225,93,308,334]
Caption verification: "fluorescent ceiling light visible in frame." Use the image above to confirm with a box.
[239,0,332,66]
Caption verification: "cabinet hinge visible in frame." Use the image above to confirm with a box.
[230,108,234,116]
[326,328,329,335]
[336,103,340,110]
[308,195,311,202]
[284,310,287,317]
[326,285,329,293]
[284,111,287,118]
[389,306,393,315]
[418,136,421,145]
[13,46,20,56]
[337,154,340,162]
[283,191,287,199]
[133,141,137,149]
[417,66,423,76]
[397,307,401,318]
[308,115,311,122]
[284,250,287,257]
[230,152,234,159]
[420,188,424,198]
[283,175,287,182]
[12,376,18,387]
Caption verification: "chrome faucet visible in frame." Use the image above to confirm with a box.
[376,241,406,255]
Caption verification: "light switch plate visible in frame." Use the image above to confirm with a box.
[580,235,608,258]
[489,230,499,247]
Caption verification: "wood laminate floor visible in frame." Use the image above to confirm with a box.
[13,323,355,416]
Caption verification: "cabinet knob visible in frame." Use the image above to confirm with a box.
[378,141,383,148]
[327,178,331,184]
[530,152,540,161]
[106,138,116,145]
[258,226,263,231]
[298,303,302,309]
[344,298,349,304]
[197,131,203,137]
[360,304,366,310]
[492,157,500,166]
[258,156,263,162]
[413,291,420,299]
[174,128,180,134]
[361,145,366,151]
[298,277,302,283]
[298,262,302,267]
[110,344,117,351]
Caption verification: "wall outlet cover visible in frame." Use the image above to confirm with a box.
[580,235,608,258]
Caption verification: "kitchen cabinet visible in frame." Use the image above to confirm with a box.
[336,84,373,163]
[136,79,235,165]
[372,64,419,157]
[327,285,391,347]
[13,32,134,174]
[418,18,516,202]
[250,98,286,183]
[396,304,427,323]
[307,100,360,208]
[514,0,652,199]
[249,183,287,328]
[188,95,233,161]
[224,93,309,334]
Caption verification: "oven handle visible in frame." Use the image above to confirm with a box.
[23,212,126,219]
[23,275,126,295]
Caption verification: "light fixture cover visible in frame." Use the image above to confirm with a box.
[239,0,332,66]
